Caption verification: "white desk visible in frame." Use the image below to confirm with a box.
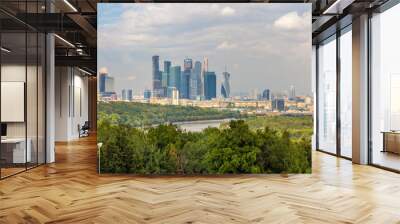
[1,138,31,163]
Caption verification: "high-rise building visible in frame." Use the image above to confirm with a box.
[169,66,181,90]
[164,61,171,74]
[272,99,285,112]
[152,55,162,95]
[200,57,208,99]
[99,72,107,93]
[105,76,115,93]
[180,70,191,99]
[262,89,270,100]
[121,89,127,100]
[127,89,133,101]
[221,71,231,98]
[289,85,296,100]
[193,61,202,97]
[204,71,216,100]
[184,58,193,71]
[144,89,152,99]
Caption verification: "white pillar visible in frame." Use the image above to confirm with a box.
[352,14,369,164]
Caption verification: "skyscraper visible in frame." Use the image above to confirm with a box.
[162,71,169,97]
[164,61,171,74]
[144,89,152,99]
[99,72,107,93]
[127,89,133,101]
[289,85,296,100]
[193,61,202,97]
[262,89,270,100]
[152,55,162,95]
[121,89,127,100]
[204,71,216,100]
[221,71,231,98]
[169,66,181,90]
[180,70,191,99]
[200,57,208,99]
[184,58,193,71]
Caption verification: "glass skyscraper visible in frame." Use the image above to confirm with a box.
[169,66,181,91]
[221,71,231,98]
[152,55,162,95]
[204,71,216,100]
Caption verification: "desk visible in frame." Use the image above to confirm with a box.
[382,131,400,154]
[1,138,31,164]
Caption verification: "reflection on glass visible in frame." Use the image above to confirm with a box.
[340,28,352,158]
[318,36,337,154]
[371,3,400,171]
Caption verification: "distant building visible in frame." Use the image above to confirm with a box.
[221,71,231,98]
[161,71,169,97]
[169,66,181,90]
[167,87,179,105]
[184,58,193,71]
[127,89,133,101]
[152,55,162,96]
[121,89,127,100]
[289,85,295,100]
[144,89,152,99]
[193,61,202,97]
[164,61,171,74]
[204,71,216,100]
[180,70,191,99]
[99,72,107,93]
[272,99,285,112]
[262,89,270,100]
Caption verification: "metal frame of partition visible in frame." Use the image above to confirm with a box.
[0,1,47,180]
[315,23,353,161]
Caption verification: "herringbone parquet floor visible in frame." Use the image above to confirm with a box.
[1,135,400,224]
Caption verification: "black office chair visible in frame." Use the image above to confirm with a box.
[79,121,90,138]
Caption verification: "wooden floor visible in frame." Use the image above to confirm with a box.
[1,136,400,224]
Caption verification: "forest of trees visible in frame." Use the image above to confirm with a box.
[98,119,312,174]
[98,102,242,127]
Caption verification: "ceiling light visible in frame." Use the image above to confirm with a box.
[1,47,11,53]
[54,34,75,48]
[63,0,78,12]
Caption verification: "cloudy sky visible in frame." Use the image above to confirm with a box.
[98,3,311,96]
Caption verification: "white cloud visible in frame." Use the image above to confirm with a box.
[273,11,310,30]
[217,41,237,50]
[221,6,235,16]
[99,67,108,74]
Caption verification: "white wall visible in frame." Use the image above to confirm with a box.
[55,67,89,141]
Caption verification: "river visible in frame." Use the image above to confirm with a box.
[172,118,234,132]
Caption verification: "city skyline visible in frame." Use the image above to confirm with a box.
[98,3,311,96]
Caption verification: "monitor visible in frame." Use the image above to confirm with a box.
[1,123,7,137]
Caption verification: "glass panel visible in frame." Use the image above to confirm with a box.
[371,4,400,171]
[1,31,27,177]
[38,33,45,165]
[340,27,352,158]
[318,35,337,154]
[27,31,38,169]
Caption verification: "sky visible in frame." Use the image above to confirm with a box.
[98,3,312,96]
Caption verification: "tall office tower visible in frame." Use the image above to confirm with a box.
[180,70,191,99]
[262,89,270,100]
[105,76,115,93]
[164,61,171,74]
[200,57,208,98]
[221,71,231,98]
[144,89,152,99]
[184,58,193,71]
[289,85,296,100]
[193,61,202,97]
[127,89,133,101]
[161,71,169,97]
[204,71,216,100]
[189,72,198,100]
[99,72,107,93]
[169,66,181,90]
[152,55,161,94]
[121,89,127,100]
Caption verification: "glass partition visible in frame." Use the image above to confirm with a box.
[371,3,400,171]
[317,35,337,154]
[339,26,352,158]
